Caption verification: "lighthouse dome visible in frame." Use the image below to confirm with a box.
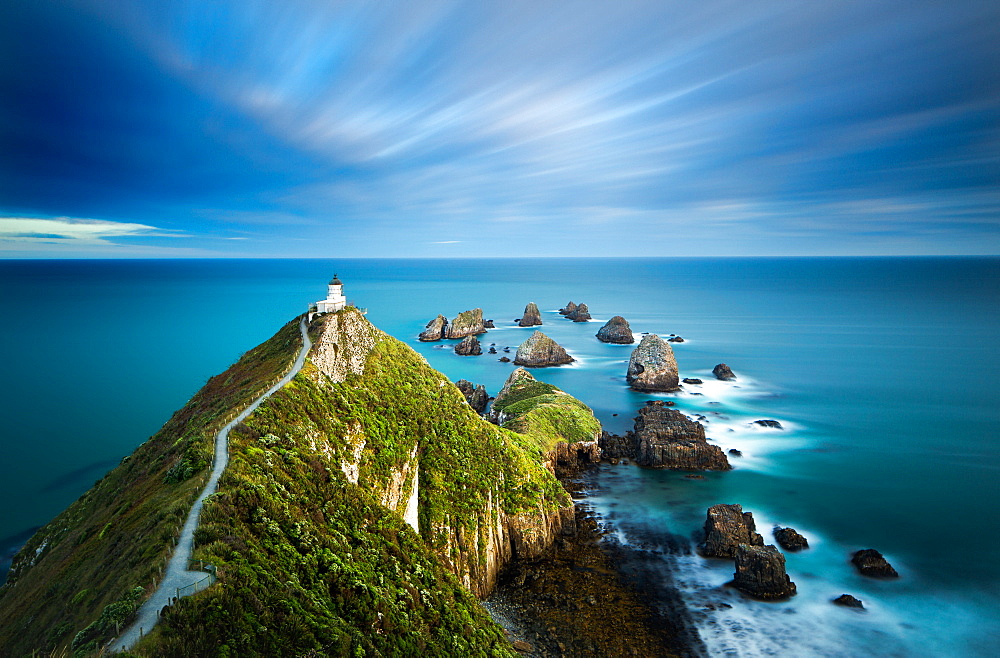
[329,275,343,285]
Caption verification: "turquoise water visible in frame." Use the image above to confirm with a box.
[1,257,997,655]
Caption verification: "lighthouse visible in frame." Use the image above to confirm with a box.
[315,274,347,313]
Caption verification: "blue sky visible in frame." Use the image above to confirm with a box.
[1,0,998,257]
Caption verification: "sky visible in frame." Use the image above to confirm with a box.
[1,0,998,258]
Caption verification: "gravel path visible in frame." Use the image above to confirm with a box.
[112,317,311,652]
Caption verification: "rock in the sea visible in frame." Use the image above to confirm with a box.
[668,336,685,343]
[499,356,511,363]
[626,335,679,391]
[484,319,496,329]
[566,303,591,322]
[559,301,577,316]
[446,308,487,339]
[455,379,489,414]
[682,378,703,385]
[728,449,743,456]
[629,401,730,470]
[419,314,448,341]
[753,419,783,429]
[713,363,736,381]
[833,594,865,609]
[488,346,497,354]
[700,503,764,557]
[513,331,574,367]
[598,430,633,460]
[518,302,543,327]
[851,549,899,578]
[733,544,797,599]
[773,526,809,552]
[596,316,634,344]
[454,335,482,356]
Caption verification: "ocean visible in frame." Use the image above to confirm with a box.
[1,257,997,655]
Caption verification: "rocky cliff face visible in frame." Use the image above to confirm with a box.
[518,302,543,327]
[733,544,797,599]
[514,331,574,367]
[419,314,449,341]
[630,402,730,470]
[626,334,679,391]
[446,308,487,338]
[596,316,635,343]
[700,504,765,558]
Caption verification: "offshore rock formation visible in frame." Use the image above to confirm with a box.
[733,544,797,599]
[753,419,783,429]
[833,594,865,609]
[446,308,487,339]
[626,335,680,391]
[518,302,543,327]
[455,335,482,356]
[773,526,809,552]
[566,303,591,322]
[455,380,489,414]
[559,301,577,316]
[484,319,496,329]
[713,363,736,381]
[419,314,449,341]
[514,331,574,367]
[700,504,765,558]
[596,316,635,344]
[851,549,899,578]
[599,402,730,470]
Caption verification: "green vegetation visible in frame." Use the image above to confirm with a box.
[0,318,304,656]
[493,368,602,450]
[0,309,599,656]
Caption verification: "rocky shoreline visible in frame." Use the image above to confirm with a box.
[485,476,703,657]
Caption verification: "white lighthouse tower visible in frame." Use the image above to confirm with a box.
[315,274,347,313]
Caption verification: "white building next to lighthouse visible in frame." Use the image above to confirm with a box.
[315,275,347,313]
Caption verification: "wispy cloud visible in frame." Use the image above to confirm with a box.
[0,217,184,245]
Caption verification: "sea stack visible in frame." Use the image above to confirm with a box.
[559,301,577,315]
[513,331,574,367]
[566,303,592,322]
[602,401,730,470]
[626,334,679,391]
[773,526,809,551]
[455,380,489,414]
[596,316,635,344]
[733,544,797,599]
[713,363,737,381]
[419,314,448,341]
[454,335,482,356]
[518,302,543,327]
[700,503,764,557]
[446,308,487,339]
[851,549,899,578]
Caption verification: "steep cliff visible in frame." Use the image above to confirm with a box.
[0,309,580,656]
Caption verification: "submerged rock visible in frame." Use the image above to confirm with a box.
[851,549,899,578]
[713,363,736,381]
[833,594,865,609]
[733,544,797,599]
[626,335,680,391]
[595,316,634,344]
[630,402,730,470]
[518,302,543,327]
[419,314,448,341]
[728,449,743,457]
[753,419,784,429]
[566,303,592,322]
[667,336,685,343]
[682,378,703,385]
[700,504,764,558]
[455,380,489,414]
[454,335,482,356]
[446,308,487,339]
[773,526,809,551]
[514,331,574,367]
[559,301,577,316]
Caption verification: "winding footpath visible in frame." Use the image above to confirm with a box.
[112,318,312,652]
